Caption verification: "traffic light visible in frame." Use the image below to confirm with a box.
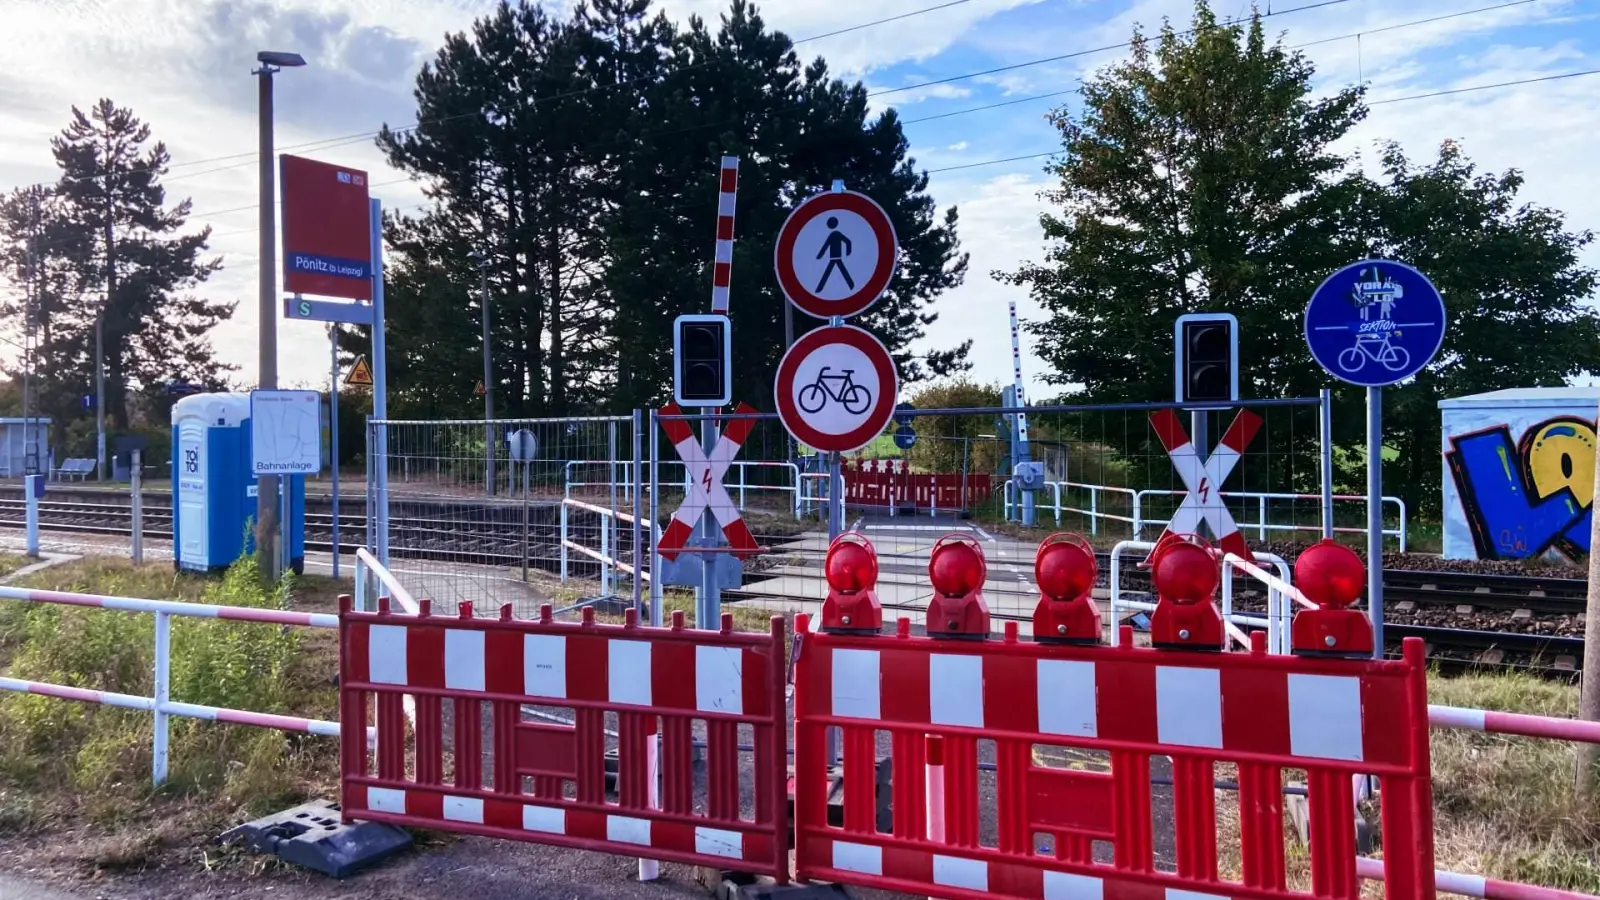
[673,314,732,406]
[1174,313,1238,404]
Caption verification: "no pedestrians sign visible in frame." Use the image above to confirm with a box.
[773,190,898,320]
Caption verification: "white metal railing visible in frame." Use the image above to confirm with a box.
[560,498,658,598]
[354,546,420,614]
[566,459,800,519]
[1134,489,1408,552]
[1007,484,1408,551]
[1105,540,1292,652]
[1004,481,1141,535]
[0,583,373,787]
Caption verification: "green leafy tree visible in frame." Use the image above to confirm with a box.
[1365,140,1599,511]
[1003,1,1598,511]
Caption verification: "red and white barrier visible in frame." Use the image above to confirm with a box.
[1356,857,1600,900]
[710,155,738,313]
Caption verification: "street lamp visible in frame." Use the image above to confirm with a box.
[253,49,304,582]
[470,250,494,495]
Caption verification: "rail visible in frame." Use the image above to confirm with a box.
[1003,480,1140,535]
[1105,540,1292,650]
[0,583,373,788]
[1008,484,1408,550]
[560,497,657,597]
[565,459,800,519]
[1135,488,1408,551]
[354,546,419,615]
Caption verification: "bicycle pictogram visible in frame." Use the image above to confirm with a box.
[798,366,872,415]
[1338,326,1412,374]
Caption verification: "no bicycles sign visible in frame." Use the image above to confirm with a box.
[775,324,899,454]
[774,189,898,320]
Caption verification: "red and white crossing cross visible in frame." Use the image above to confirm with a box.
[1147,407,1263,562]
[657,402,762,562]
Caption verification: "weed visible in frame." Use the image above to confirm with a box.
[0,553,29,578]
[0,553,343,867]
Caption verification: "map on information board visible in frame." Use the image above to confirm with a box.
[250,390,323,475]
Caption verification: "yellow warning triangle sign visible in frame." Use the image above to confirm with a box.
[344,355,374,388]
[473,380,486,397]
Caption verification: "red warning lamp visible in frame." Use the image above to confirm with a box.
[1290,539,1373,657]
[821,532,882,634]
[1033,533,1100,644]
[925,533,990,639]
[1148,534,1225,651]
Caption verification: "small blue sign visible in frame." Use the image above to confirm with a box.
[894,402,916,427]
[1304,259,1445,387]
[893,424,916,450]
[81,394,95,410]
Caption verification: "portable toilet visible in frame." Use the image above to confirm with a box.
[171,392,305,574]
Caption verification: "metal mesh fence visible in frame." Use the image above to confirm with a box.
[366,415,642,620]
[653,399,1344,633]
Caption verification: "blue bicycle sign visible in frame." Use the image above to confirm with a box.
[1305,260,1445,387]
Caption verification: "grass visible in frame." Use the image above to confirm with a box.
[1424,672,1600,891]
[0,555,343,876]
[0,552,30,578]
[1210,670,1600,895]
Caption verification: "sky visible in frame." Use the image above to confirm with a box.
[1,0,1597,404]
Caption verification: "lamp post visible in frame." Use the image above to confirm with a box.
[471,250,494,496]
[253,49,305,582]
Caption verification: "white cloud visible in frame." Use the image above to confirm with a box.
[911,172,1055,397]
[948,141,970,152]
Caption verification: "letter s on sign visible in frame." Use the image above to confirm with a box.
[298,300,312,317]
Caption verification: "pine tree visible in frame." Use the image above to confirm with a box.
[373,0,970,418]
[30,100,231,434]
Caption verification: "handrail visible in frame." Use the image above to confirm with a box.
[355,546,418,614]
[1218,551,1295,654]
[0,583,374,788]
[560,498,659,595]
[1133,488,1408,551]
[1106,540,1282,649]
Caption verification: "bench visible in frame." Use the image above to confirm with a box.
[51,458,96,481]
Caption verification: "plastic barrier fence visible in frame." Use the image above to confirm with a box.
[791,617,1436,900]
[338,599,791,881]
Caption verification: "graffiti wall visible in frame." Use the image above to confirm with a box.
[1441,388,1599,561]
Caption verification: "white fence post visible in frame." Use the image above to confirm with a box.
[23,474,40,557]
[152,610,170,786]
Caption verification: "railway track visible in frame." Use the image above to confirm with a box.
[2,493,1590,676]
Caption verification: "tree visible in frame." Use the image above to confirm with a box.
[0,100,231,446]
[905,377,1003,474]
[1364,140,1599,513]
[373,0,970,419]
[1003,1,1599,510]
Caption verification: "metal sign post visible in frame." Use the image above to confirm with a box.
[1305,260,1446,659]
[508,429,538,584]
[329,328,341,578]
[130,449,143,564]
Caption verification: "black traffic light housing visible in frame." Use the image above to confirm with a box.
[673,314,732,406]
[1174,313,1238,404]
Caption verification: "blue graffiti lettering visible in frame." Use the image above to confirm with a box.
[1447,427,1591,560]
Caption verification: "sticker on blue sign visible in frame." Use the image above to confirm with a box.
[1304,259,1446,387]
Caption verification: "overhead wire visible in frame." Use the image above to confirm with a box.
[16,0,1580,242]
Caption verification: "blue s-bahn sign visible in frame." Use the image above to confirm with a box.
[1304,259,1446,387]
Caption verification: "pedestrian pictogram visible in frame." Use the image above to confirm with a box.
[775,324,898,454]
[343,355,373,388]
[473,380,486,397]
[1147,407,1261,562]
[656,402,762,561]
[774,190,898,320]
